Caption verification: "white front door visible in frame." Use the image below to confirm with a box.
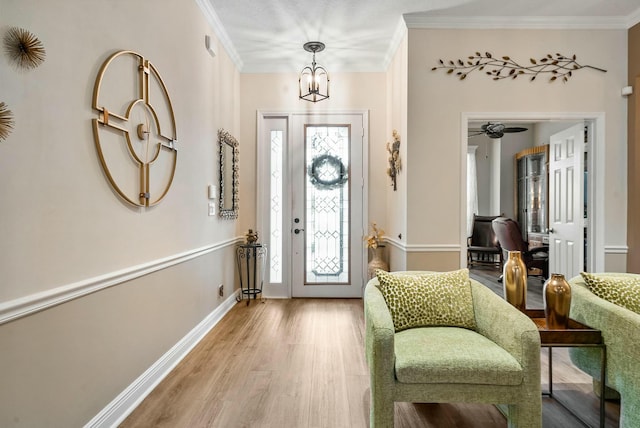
[291,114,366,298]
[257,112,367,299]
[548,123,585,279]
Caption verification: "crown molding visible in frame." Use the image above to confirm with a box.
[382,16,408,71]
[194,0,244,71]
[628,7,640,28]
[404,15,631,30]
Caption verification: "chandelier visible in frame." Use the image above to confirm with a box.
[299,41,330,103]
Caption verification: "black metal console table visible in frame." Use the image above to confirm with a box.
[236,243,267,305]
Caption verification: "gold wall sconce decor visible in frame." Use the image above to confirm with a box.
[0,102,15,142]
[386,130,401,191]
[432,52,606,82]
[3,27,46,70]
[92,50,177,207]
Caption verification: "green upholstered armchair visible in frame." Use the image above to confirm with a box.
[568,274,640,428]
[364,274,541,428]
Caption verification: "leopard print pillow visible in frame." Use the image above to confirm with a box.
[375,269,476,332]
[580,272,640,315]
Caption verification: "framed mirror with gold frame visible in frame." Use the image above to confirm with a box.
[218,129,239,219]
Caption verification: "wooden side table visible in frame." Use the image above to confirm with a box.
[525,309,606,428]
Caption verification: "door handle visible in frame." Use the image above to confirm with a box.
[294,228,304,234]
[548,228,555,234]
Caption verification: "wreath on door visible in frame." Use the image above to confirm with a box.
[308,154,348,190]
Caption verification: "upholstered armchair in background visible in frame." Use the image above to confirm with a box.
[364,271,541,428]
[492,217,548,281]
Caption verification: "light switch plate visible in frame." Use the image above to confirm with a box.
[208,202,215,216]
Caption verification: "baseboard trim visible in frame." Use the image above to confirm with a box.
[84,289,240,428]
[0,237,243,326]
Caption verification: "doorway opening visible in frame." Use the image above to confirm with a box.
[462,113,605,279]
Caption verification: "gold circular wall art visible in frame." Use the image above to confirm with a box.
[92,50,177,207]
[3,27,46,70]
[0,102,15,141]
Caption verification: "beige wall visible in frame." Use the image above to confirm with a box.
[405,28,628,271]
[628,23,640,273]
[407,250,460,272]
[0,1,241,426]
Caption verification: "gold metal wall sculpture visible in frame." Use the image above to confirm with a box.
[3,27,46,70]
[0,102,15,141]
[386,130,401,191]
[92,50,177,207]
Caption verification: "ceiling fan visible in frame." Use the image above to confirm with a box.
[469,122,528,139]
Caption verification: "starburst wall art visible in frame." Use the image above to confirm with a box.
[0,102,15,141]
[3,27,46,70]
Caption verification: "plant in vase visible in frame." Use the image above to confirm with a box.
[365,222,385,249]
[365,223,389,279]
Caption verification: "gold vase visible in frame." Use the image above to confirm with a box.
[503,251,527,311]
[367,246,389,280]
[544,273,572,329]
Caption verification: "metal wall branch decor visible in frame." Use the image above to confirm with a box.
[3,27,46,70]
[0,102,15,142]
[432,52,606,82]
[386,130,401,191]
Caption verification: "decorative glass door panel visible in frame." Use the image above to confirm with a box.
[304,125,350,284]
[290,113,365,298]
[269,130,283,283]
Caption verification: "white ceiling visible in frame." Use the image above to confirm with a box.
[202,0,640,73]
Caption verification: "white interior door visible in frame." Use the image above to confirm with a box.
[290,113,366,298]
[548,123,585,279]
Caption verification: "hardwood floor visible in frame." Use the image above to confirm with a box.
[121,299,370,428]
[121,270,620,427]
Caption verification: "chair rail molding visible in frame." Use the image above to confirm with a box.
[385,237,460,253]
[604,245,629,254]
[0,237,244,325]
